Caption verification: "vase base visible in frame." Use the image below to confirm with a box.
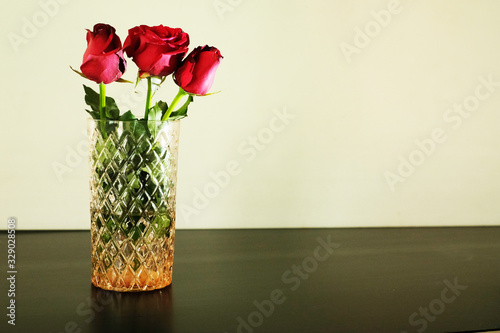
[91,268,172,292]
[91,280,172,292]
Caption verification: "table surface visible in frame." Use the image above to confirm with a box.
[1,227,500,333]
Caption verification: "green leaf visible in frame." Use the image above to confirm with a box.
[102,232,111,243]
[122,119,147,144]
[148,104,162,122]
[133,121,147,139]
[83,85,100,113]
[83,84,122,120]
[145,100,168,122]
[157,100,168,113]
[147,102,163,138]
[169,95,193,120]
[104,122,118,134]
[105,96,120,120]
[119,111,136,121]
[86,109,100,119]
[127,172,141,190]
[152,213,170,237]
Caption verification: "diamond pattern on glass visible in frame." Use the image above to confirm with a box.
[88,120,180,291]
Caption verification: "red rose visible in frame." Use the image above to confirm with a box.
[80,23,126,84]
[123,25,190,78]
[173,45,223,95]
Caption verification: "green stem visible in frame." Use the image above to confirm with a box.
[145,77,153,119]
[162,87,188,121]
[99,83,107,138]
[99,83,106,117]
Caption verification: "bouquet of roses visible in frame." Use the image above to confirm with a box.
[74,23,222,287]
[74,23,222,124]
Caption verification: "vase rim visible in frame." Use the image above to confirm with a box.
[87,118,181,123]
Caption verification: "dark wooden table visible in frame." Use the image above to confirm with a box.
[1,228,500,333]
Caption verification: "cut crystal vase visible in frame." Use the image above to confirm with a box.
[87,119,180,291]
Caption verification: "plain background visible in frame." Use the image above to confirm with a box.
[1,0,500,230]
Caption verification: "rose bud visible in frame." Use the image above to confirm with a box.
[174,45,223,95]
[123,25,190,78]
[80,23,126,84]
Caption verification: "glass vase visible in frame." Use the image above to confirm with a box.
[87,119,180,292]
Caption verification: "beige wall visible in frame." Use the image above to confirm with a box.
[1,0,500,229]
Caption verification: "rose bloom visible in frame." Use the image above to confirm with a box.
[174,45,223,95]
[80,23,126,84]
[123,25,190,77]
